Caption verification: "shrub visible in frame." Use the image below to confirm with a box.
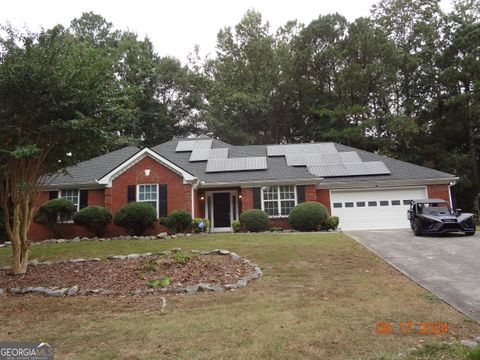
[113,202,157,236]
[159,209,192,233]
[73,206,112,237]
[34,198,76,238]
[321,216,339,231]
[232,220,241,233]
[288,201,328,231]
[239,209,269,232]
[192,217,210,233]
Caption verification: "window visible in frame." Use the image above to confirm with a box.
[138,184,158,215]
[345,202,354,208]
[59,189,79,222]
[391,200,401,206]
[333,202,342,208]
[262,185,296,216]
[380,201,389,206]
[356,201,366,207]
[60,189,79,210]
[368,201,377,207]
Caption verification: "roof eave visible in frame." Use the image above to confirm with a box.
[198,177,323,188]
[317,177,459,189]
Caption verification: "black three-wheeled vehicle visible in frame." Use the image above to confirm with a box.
[407,199,476,236]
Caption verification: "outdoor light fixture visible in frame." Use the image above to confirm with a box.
[238,194,242,199]
[200,195,205,200]
[144,169,151,176]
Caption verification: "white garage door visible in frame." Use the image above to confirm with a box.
[330,187,427,230]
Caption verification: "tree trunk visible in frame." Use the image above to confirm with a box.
[11,232,29,275]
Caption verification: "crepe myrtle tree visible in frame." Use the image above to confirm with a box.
[0,25,123,274]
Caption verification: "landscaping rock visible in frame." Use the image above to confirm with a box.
[132,289,143,295]
[4,242,12,247]
[186,284,199,294]
[126,254,141,259]
[70,258,86,263]
[236,279,248,288]
[100,289,114,296]
[140,252,152,257]
[210,284,225,292]
[1,266,11,270]
[31,287,46,294]
[460,339,478,348]
[475,336,480,344]
[9,288,22,294]
[198,283,213,291]
[190,250,201,254]
[156,232,168,239]
[90,258,101,262]
[107,255,127,260]
[45,288,67,297]
[224,284,238,290]
[21,287,34,294]
[219,249,230,255]
[28,259,40,266]
[0,288,5,296]
[67,286,79,296]
[172,247,181,252]
[176,233,185,238]
[200,250,210,255]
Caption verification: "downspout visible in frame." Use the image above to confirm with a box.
[191,179,199,218]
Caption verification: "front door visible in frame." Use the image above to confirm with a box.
[213,192,231,228]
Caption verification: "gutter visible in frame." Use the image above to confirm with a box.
[198,177,323,189]
[317,177,460,189]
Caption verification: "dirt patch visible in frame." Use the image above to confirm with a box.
[0,254,252,294]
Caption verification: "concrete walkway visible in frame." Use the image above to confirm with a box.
[347,229,480,322]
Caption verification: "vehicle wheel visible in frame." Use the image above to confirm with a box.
[465,231,475,236]
[413,221,422,236]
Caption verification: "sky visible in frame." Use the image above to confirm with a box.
[1,0,453,63]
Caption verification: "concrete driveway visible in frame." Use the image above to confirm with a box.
[347,230,480,322]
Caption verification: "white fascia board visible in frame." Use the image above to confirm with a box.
[317,177,459,189]
[97,148,196,186]
[198,178,323,189]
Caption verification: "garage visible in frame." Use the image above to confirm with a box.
[330,187,427,230]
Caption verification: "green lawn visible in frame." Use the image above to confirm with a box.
[1,232,479,360]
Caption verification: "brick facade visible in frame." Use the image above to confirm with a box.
[427,184,452,206]
[316,189,331,213]
[29,155,192,241]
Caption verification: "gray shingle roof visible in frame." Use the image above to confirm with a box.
[48,146,140,186]
[48,137,456,187]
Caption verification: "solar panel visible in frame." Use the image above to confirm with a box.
[206,157,267,173]
[175,139,213,152]
[307,161,390,177]
[267,143,337,156]
[189,148,229,162]
[285,151,362,166]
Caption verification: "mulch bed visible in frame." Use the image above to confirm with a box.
[0,254,252,294]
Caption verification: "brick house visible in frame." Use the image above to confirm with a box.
[29,137,457,240]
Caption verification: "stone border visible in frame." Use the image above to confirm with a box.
[0,232,195,249]
[0,248,262,297]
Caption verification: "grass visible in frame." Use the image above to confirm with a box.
[1,232,480,360]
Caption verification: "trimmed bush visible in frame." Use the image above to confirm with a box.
[240,209,269,232]
[159,209,192,233]
[192,217,209,233]
[288,201,328,231]
[321,215,339,231]
[113,202,157,236]
[231,220,241,233]
[73,206,112,237]
[34,198,76,237]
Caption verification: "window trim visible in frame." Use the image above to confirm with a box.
[58,189,80,212]
[260,185,297,218]
[137,184,159,217]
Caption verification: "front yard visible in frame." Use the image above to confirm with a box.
[1,232,479,359]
